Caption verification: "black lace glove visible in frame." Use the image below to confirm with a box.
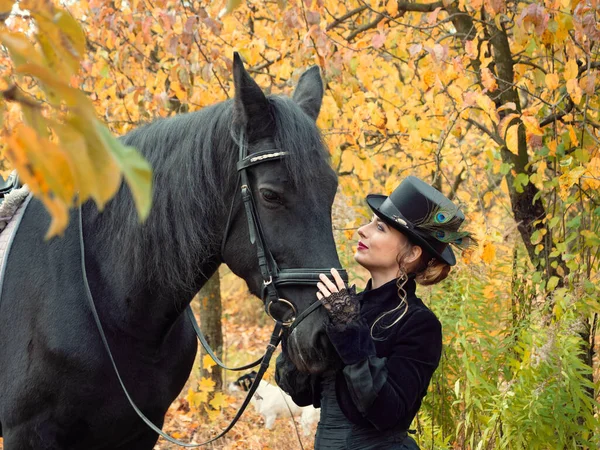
[320,285,360,326]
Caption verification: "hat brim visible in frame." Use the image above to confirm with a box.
[366,194,456,266]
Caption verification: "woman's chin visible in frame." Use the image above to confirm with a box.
[353,253,368,269]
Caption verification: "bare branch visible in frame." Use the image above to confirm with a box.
[540,97,574,127]
[465,117,504,146]
[346,1,444,41]
[326,5,368,31]
[346,12,385,41]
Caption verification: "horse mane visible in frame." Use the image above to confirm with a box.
[93,95,329,293]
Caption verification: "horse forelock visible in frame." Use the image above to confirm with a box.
[269,95,332,206]
[95,94,332,293]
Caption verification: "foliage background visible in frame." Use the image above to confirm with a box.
[0,0,599,448]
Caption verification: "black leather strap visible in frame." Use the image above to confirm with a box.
[186,307,263,371]
[287,299,324,335]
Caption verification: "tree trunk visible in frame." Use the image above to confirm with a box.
[195,272,223,390]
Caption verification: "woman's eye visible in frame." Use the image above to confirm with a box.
[377,224,384,231]
[261,189,282,204]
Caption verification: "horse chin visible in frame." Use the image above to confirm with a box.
[288,351,330,374]
[286,328,337,375]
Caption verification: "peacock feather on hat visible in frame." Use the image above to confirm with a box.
[412,202,477,251]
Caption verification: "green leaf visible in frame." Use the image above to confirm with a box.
[221,0,242,16]
[530,229,544,245]
[513,173,529,193]
[500,162,512,175]
[580,230,600,247]
[96,123,153,221]
[566,215,581,228]
[559,156,572,167]
[573,148,590,164]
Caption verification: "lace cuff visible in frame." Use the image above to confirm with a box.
[321,285,360,325]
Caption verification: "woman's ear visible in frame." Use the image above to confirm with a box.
[406,244,423,265]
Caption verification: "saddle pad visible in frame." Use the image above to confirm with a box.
[0,193,32,306]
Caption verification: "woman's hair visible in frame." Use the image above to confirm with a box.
[370,240,450,340]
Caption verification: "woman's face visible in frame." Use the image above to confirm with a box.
[354,216,411,278]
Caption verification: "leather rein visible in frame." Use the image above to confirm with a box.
[80,137,346,447]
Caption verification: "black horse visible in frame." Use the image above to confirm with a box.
[0,55,341,449]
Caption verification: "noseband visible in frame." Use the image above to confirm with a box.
[221,137,348,328]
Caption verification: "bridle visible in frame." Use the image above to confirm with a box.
[80,135,346,447]
[218,136,348,326]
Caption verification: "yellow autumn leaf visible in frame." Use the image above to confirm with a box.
[481,67,498,92]
[481,241,496,264]
[505,124,519,154]
[0,32,46,67]
[522,115,543,136]
[16,63,91,110]
[6,124,76,237]
[498,113,520,139]
[209,392,229,410]
[67,115,122,210]
[483,283,496,300]
[386,0,398,15]
[422,70,436,88]
[545,73,559,90]
[198,377,216,393]
[202,354,216,372]
[52,122,97,202]
[0,0,13,13]
[475,94,499,122]
[566,78,582,104]
[547,139,557,156]
[568,125,579,146]
[206,407,221,422]
[564,58,578,81]
[187,388,208,407]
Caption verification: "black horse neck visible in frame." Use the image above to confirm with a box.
[80,200,223,346]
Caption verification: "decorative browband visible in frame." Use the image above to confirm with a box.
[237,150,289,171]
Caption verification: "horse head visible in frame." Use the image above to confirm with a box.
[221,54,341,374]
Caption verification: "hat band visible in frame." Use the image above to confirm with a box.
[379,199,412,229]
[379,198,449,255]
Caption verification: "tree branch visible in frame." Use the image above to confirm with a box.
[539,97,574,127]
[346,1,444,41]
[346,13,385,41]
[326,5,367,31]
[465,117,504,146]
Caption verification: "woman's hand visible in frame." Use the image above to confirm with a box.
[317,268,360,325]
[316,268,347,299]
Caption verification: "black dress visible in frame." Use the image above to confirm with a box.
[275,277,442,450]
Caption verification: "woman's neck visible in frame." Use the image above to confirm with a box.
[369,270,398,289]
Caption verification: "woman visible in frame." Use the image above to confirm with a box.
[275,176,474,449]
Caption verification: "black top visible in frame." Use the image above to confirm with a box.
[275,276,442,432]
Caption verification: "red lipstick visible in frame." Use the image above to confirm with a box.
[357,241,368,250]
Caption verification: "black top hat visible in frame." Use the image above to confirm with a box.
[366,176,473,266]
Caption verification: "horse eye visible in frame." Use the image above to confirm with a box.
[260,189,282,204]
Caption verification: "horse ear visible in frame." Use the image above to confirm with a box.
[232,52,272,137]
[293,66,323,121]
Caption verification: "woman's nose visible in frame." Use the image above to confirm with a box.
[357,225,366,239]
